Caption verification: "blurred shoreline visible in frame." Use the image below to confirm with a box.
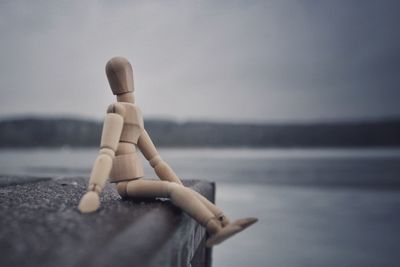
[1,116,400,148]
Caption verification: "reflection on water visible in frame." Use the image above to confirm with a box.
[1,148,400,267]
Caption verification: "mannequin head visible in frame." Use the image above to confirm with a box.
[105,57,135,103]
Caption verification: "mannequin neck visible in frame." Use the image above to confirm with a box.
[116,92,135,103]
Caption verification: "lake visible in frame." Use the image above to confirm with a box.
[1,148,400,267]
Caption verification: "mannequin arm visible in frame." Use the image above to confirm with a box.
[78,111,124,213]
[137,129,183,185]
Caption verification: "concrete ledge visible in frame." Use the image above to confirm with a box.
[0,176,214,267]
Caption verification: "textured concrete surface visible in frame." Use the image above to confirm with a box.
[0,176,214,267]
[0,175,51,187]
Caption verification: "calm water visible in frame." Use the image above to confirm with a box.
[1,148,400,267]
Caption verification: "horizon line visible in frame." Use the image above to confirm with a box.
[1,114,400,125]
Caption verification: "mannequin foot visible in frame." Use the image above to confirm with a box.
[233,217,258,229]
[205,217,258,247]
[206,224,242,247]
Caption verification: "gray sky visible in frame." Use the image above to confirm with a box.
[0,0,399,122]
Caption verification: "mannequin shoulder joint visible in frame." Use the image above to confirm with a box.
[107,103,126,117]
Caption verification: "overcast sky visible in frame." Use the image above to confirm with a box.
[0,0,399,122]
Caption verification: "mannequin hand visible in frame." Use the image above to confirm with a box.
[78,191,100,213]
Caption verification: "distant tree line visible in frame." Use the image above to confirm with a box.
[0,117,400,148]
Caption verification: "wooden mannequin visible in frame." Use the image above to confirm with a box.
[78,57,257,246]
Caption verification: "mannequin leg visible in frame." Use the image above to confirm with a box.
[118,180,229,226]
[117,179,258,247]
[119,180,229,225]
[118,179,221,234]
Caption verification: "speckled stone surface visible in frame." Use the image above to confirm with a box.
[0,176,214,267]
[0,175,51,187]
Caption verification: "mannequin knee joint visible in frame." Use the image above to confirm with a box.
[167,182,188,199]
[116,182,128,198]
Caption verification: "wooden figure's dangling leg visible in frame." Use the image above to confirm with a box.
[117,179,257,247]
